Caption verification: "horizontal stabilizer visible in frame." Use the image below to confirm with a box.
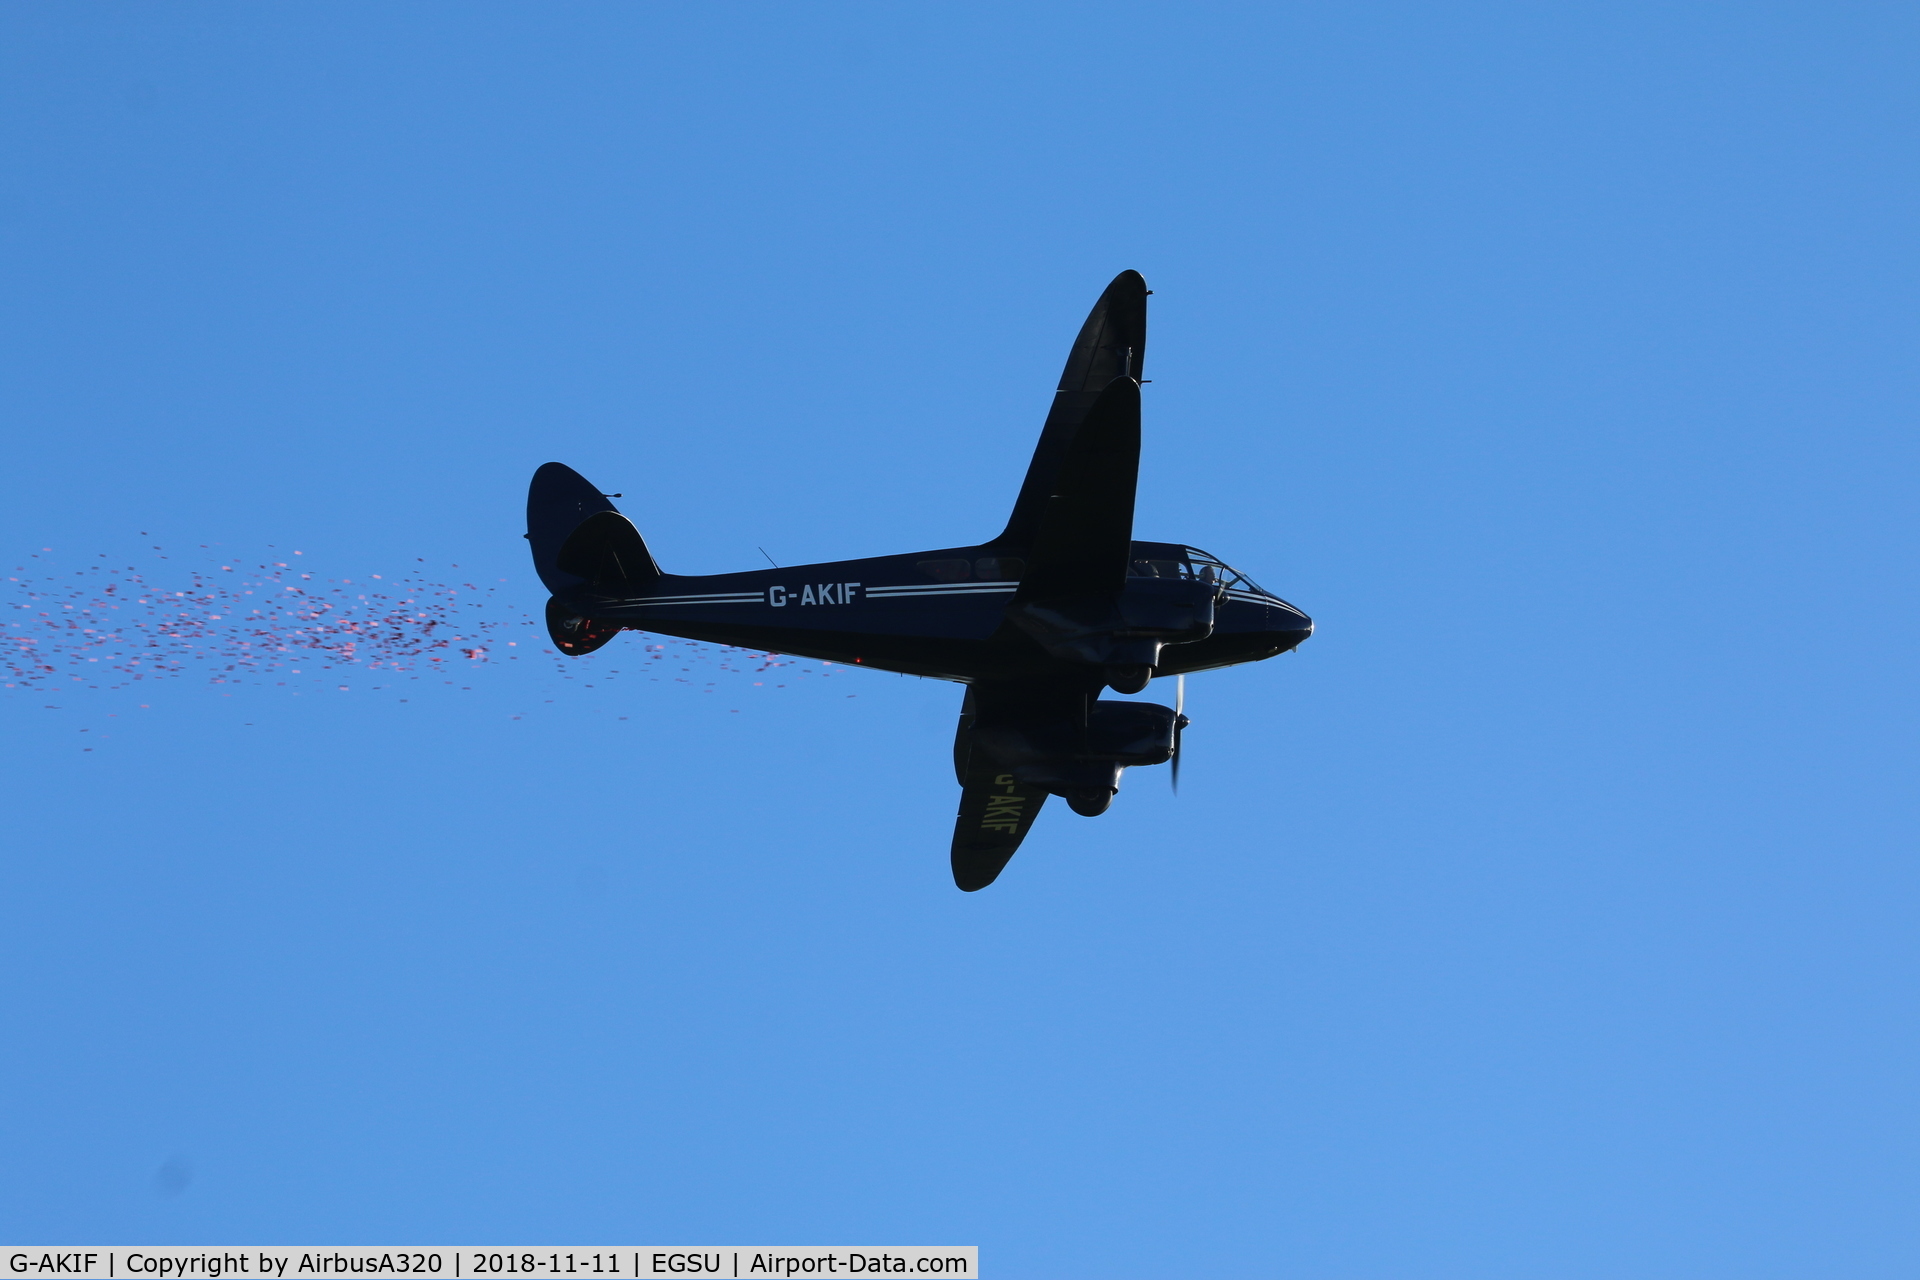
[557,510,660,593]
[527,461,661,595]
[545,596,623,656]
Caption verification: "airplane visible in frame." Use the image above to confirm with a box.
[524,270,1313,890]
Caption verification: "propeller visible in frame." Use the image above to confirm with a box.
[1171,673,1190,793]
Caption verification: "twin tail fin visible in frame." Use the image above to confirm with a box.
[527,461,662,656]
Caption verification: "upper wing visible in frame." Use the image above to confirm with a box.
[1011,375,1140,603]
[991,271,1148,550]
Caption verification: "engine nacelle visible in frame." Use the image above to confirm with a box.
[969,698,1177,812]
[1006,577,1215,691]
[1083,699,1179,765]
[972,699,1177,769]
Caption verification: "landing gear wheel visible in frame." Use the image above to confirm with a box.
[1064,789,1115,817]
[1105,664,1152,694]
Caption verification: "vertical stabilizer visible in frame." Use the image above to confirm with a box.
[526,462,662,595]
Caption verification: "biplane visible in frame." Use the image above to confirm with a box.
[526,271,1313,889]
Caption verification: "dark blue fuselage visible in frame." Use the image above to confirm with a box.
[529,268,1317,889]
[563,539,1312,683]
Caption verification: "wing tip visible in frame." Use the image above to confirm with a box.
[951,858,1007,892]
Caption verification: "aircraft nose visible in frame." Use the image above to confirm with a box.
[1268,596,1311,625]
[1264,600,1314,652]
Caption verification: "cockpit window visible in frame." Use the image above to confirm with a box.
[1127,548,1267,595]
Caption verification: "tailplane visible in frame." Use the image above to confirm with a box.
[526,462,662,595]
[527,461,662,657]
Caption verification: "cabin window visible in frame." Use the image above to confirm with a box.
[975,557,1025,581]
[1181,547,1262,593]
[1128,551,1259,592]
[916,558,972,582]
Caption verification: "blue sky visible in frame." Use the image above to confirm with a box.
[3,3,1917,1275]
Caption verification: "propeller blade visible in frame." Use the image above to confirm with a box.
[1171,673,1186,794]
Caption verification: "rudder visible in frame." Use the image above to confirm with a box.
[528,461,662,658]
[526,462,662,595]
